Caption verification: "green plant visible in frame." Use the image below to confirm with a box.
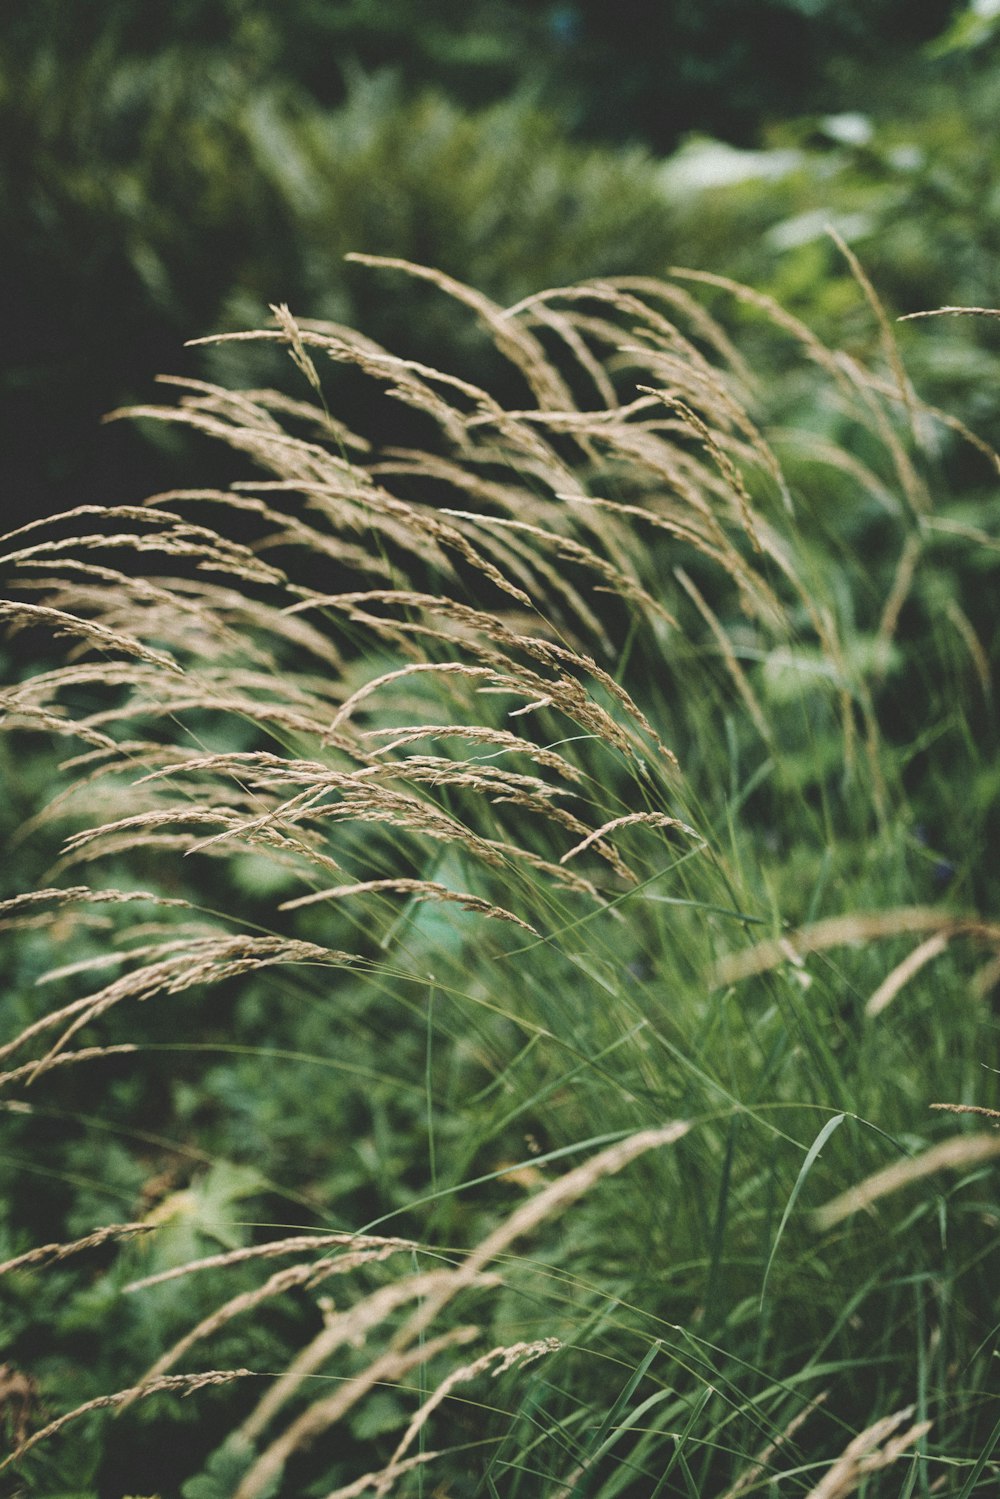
[1,261,998,1496]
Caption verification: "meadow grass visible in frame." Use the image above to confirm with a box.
[0,257,998,1497]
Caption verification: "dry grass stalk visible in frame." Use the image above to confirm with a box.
[0,501,197,550]
[876,532,923,657]
[125,1233,419,1293]
[2,263,969,1494]
[524,302,620,412]
[970,949,1000,1000]
[0,1043,141,1091]
[899,305,1000,321]
[943,597,993,700]
[146,488,392,596]
[279,878,539,933]
[440,505,678,627]
[368,1338,561,1497]
[802,1406,930,1499]
[0,700,118,751]
[673,262,935,526]
[834,359,930,519]
[0,600,182,673]
[674,566,772,741]
[714,908,1000,987]
[669,267,879,413]
[345,253,575,412]
[357,753,571,805]
[233,1127,687,1498]
[770,428,901,514]
[0,1370,258,1473]
[563,488,777,627]
[827,226,920,444]
[813,1132,1000,1231]
[270,302,325,398]
[353,758,637,880]
[719,1390,828,1499]
[864,933,950,1018]
[3,512,287,590]
[439,1123,689,1291]
[871,378,1000,477]
[237,1272,494,1446]
[0,1222,153,1278]
[126,1244,433,1405]
[319,590,677,770]
[188,771,516,874]
[53,805,347,883]
[0,936,359,1081]
[559,812,700,866]
[321,1448,444,1499]
[366,723,586,782]
[11,558,246,650]
[328,661,496,737]
[154,376,369,453]
[929,1102,1000,1121]
[0,886,189,929]
[638,388,762,553]
[235,1326,480,1499]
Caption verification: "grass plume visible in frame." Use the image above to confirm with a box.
[1,263,997,1496]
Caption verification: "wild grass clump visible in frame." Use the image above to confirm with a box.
[1,257,998,1496]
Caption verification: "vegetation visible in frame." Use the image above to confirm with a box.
[1,257,998,1496]
[6,1,1000,530]
[6,0,960,147]
[3,3,1000,1494]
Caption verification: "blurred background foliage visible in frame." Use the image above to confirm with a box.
[5,0,1000,527]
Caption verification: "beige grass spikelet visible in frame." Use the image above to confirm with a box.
[236,1327,481,1499]
[345,253,575,411]
[366,722,586,782]
[813,1132,1000,1231]
[0,1043,140,1091]
[124,1233,418,1294]
[0,936,360,1080]
[864,933,950,1018]
[361,1338,561,1498]
[320,1449,443,1499]
[279,877,539,933]
[0,1371,258,1474]
[714,908,1000,987]
[558,812,702,866]
[802,1406,931,1499]
[0,601,183,673]
[232,1126,688,1499]
[124,1242,429,1407]
[0,1222,154,1278]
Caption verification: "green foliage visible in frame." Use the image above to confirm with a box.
[6,0,962,147]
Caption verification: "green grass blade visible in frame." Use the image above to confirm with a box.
[954,1409,1000,1499]
[760,1113,846,1310]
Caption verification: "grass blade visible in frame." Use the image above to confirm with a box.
[761,1114,846,1310]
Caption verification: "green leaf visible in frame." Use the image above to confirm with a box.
[761,1113,846,1309]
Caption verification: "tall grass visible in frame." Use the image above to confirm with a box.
[1,257,998,1497]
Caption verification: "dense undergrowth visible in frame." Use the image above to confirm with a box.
[1,259,998,1497]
